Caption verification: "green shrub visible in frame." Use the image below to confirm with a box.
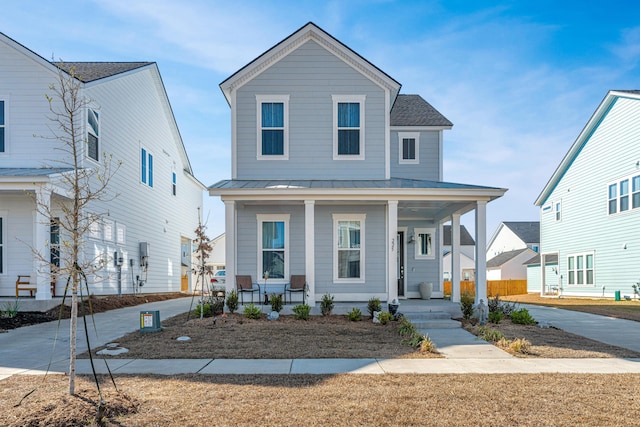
[292,304,311,320]
[226,290,239,314]
[488,294,517,316]
[376,311,393,325]
[194,303,212,318]
[270,293,283,313]
[367,297,382,318]
[510,308,536,325]
[0,299,19,318]
[320,293,335,316]
[488,310,504,324]
[243,303,262,319]
[477,325,504,342]
[347,307,362,321]
[460,293,475,319]
[397,317,417,337]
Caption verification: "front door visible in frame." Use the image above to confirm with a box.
[397,231,405,297]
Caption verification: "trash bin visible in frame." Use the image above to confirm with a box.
[615,290,621,301]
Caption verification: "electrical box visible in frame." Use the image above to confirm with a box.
[139,242,150,258]
[114,250,124,266]
[140,310,161,333]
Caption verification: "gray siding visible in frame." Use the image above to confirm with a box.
[540,97,640,297]
[390,130,441,180]
[235,40,387,180]
[399,220,441,294]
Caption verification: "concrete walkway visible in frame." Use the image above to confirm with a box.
[1,297,640,380]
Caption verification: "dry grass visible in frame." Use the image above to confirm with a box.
[2,374,640,426]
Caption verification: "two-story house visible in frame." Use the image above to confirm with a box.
[209,23,506,305]
[485,221,539,281]
[535,90,640,298]
[0,32,204,299]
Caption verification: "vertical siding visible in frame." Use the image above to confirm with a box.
[540,97,640,296]
[235,40,386,180]
[390,130,441,180]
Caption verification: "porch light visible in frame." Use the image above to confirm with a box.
[408,234,415,244]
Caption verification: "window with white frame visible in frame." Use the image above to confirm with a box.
[333,95,365,159]
[257,214,289,280]
[414,227,435,259]
[567,252,594,286]
[141,147,153,188]
[0,99,5,153]
[89,218,102,240]
[609,174,640,215]
[116,223,126,245]
[555,200,561,222]
[103,219,114,242]
[87,108,99,161]
[333,214,365,282]
[256,95,289,159]
[172,171,177,196]
[399,132,419,164]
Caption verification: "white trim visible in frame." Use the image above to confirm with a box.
[566,251,595,286]
[414,227,435,260]
[398,132,420,164]
[0,96,8,155]
[86,107,100,163]
[332,95,366,160]
[391,126,452,131]
[385,90,390,179]
[103,219,114,242]
[256,214,290,283]
[0,211,6,275]
[387,201,398,302]
[256,94,290,160]
[608,173,640,215]
[305,200,316,305]
[231,90,237,180]
[333,213,366,283]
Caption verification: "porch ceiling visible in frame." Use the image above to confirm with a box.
[398,200,477,221]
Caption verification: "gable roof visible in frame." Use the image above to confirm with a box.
[502,221,539,244]
[53,62,154,83]
[442,225,475,246]
[535,90,640,206]
[219,22,401,106]
[523,253,558,266]
[487,248,530,268]
[391,95,452,128]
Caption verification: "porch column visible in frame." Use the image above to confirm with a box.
[224,200,236,294]
[540,253,546,296]
[34,188,52,300]
[450,213,461,303]
[387,200,398,303]
[304,200,316,305]
[475,200,488,304]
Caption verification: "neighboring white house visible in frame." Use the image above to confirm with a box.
[206,233,226,272]
[486,248,537,280]
[208,22,506,304]
[442,225,475,281]
[485,221,539,282]
[534,90,640,298]
[0,32,204,299]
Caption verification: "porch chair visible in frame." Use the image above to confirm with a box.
[285,275,306,305]
[236,275,261,304]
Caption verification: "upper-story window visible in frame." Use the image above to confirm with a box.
[0,100,5,153]
[141,147,153,188]
[87,108,99,161]
[555,200,561,222]
[333,95,365,160]
[256,95,289,159]
[609,174,640,215]
[399,132,420,164]
[172,171,177,196]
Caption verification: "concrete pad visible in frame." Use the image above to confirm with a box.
[202,359,292,374]
[290,358,383,374]
[74,358,136,375]
[106,359,212,375]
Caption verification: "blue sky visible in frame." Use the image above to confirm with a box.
[2,1,639,239]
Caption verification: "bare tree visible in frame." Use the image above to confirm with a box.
[35,64,121,395]
[190,209,213,319]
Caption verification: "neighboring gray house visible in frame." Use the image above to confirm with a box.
[534,90,640,298]
[209,23,506,304]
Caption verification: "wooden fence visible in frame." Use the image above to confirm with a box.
[443,280,528,297]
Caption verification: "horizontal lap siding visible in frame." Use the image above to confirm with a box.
[399,220,440,294]
[236,40,386,180]
[390,130,441,180]
[540,98,640,295]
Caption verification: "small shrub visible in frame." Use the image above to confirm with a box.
[508,337,532,354]
[367,297,382,318]
[270,293,283,313]
[226,290,239,314]
[292,304,311,320]
[397,317,417,337]
[347,307,362,321]
[320,293,334,316]
[419,335,437,353]
[488,294,517,316]
[477,325,504,342]
[460,293,475,319]
[0,299,19,318]
[243,303,262,319]
[488,310,504,324]
[376,311,393,325]
[194,303,212,318]
[488,294,501,313]
[211,298,224,315]
[510,308,536,325]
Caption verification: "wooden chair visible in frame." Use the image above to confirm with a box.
[236,275,261,304]
[285,275,306,305]
[15,274,57,298]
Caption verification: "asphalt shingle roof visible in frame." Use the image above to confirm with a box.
[53,62,153,83]
[503,221,540,244]
[487,248,530,268]
[443,225,475,246]
[390,94,453,127]
[523,253,558,266]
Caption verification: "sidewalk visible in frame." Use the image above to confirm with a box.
[1,297,640,380]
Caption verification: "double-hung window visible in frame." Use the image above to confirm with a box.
[633,175,640,209]
[399,132,420,164]
[141,147,153,188]
[333,214,365,282]
[333,95,365,159]
[87,108,99,161]
[567,252,594,286]
[0,99,5,153]
[172,172,177,196]
[610,175,640,214]
[555,200,561,222]
[414,227,435,259]
[258,214,289,280]
[256,95,289,159]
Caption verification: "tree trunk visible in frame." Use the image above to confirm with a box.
[69,287,78,395]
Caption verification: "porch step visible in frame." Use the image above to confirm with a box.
[402,311,461,329]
